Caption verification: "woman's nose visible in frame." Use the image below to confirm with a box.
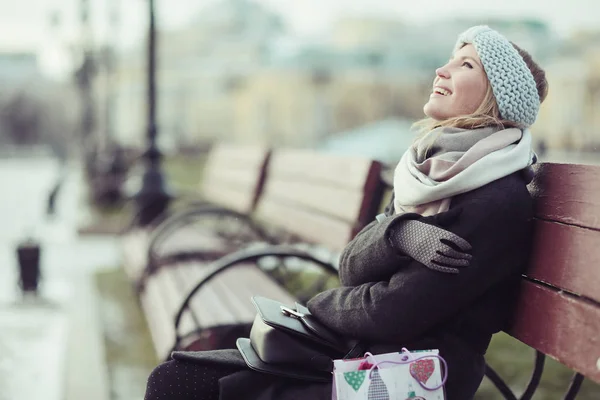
[436,67,450,79]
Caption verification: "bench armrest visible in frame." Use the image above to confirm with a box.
[133,206,270,294]
[149,206,268,255]
[172,244,338,347]
[146,205,269,264]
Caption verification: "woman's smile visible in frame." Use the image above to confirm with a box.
[423,44,488,120]
[431,86,452,97]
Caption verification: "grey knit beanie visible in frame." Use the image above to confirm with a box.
[453,25,540,127]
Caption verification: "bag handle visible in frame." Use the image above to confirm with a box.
[362,348,448,391]
[280,305,348,352]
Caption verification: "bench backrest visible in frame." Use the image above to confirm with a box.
[254,149,383,252]
[508,163,600,383]
[201,144,270,214]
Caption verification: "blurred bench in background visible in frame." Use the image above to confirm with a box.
[122,143,270,287]
[122,147,383,360]
[485,163,600,399]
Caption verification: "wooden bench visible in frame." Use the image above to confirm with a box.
[130,152,599,395]
[136,149,383,360]
[485,163,600,398]
[121,143,270,285]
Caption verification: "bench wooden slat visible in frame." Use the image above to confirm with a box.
[508,281,600,383]
[202,175,260,214]
[184,265,241,326]
[254,151,382,250]
[531,163,600,230]
[140,278,176,359]
[210,279,253,318]
[173,265,216,335]
[528,220,600,303]
[268,150,379,190]
[154,225,231,258]
[160,268,197,335]
[205,168,263,190]
[121,229,150,281]
[184,262,296,324]
[201,269,251,321]
[151,269,192,357]
[185,264,235,326]
[256,198,353,251]
[235,265,297,306]
[201,144,269,214]
[262,179,365,223]
[205,144,269,170]
[159,261,297,332]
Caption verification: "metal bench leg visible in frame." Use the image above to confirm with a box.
[485,350,545,400]
[563,373,584,400]
[485,363,518,400]
[519,351,545,400]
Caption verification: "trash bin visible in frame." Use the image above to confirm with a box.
[17,239,41,295]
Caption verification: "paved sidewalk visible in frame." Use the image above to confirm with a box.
[0,301,68,400]
[0,158,120,400]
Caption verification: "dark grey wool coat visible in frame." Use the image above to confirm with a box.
[168,171,534,400]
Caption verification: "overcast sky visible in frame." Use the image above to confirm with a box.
[0,0,598,77]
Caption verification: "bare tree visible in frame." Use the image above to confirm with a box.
[0,89,42,144]
[0,82,79,159]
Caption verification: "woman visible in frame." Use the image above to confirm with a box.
[144,25,548,400]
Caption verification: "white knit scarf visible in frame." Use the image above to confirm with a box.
[393,126,535,216]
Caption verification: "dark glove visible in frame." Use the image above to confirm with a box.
[389,216,472,274]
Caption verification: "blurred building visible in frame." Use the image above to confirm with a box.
[534,31,600,150]
[328,17,555,73]
[0,97,78,159]
[0,52,40,143]
[101,50,145,148]
[107,6,432,150]
[103,8,571,151]
[451,18,555,61]
[230,67,428,147]
[0,52,79,155]
[107,0,283,151]
[0,52,39,85]
[317,118,415,164]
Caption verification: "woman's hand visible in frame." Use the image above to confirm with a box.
[389,218,472,274]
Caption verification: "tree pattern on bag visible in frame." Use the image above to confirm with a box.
[367,369,389,400]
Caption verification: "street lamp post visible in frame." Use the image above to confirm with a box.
[133,0,172,226]
[76,0,97,178]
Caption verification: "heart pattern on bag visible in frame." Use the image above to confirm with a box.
[344,371,366,392]
[409,359,435,384]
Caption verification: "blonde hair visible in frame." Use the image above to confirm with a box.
[412,42,548,154]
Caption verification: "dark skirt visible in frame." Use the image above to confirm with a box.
[144,349,331,400]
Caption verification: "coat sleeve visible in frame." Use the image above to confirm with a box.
[338,216,411,286]
[308,185,532,343]
[338,207,462,287]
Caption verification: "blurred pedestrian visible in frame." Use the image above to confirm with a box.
[46,162,66,217]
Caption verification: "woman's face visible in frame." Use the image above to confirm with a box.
[423,44,489,120]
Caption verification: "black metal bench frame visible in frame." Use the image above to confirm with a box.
[485,351,585,400]
[135,205,273,293]
[169,244,339,358]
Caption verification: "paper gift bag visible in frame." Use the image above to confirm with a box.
[332,349,446,400]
